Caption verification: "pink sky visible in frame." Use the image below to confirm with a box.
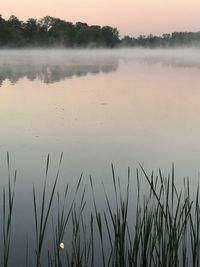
[1,0,200,37]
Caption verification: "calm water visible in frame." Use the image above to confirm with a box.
[1,48,200,265]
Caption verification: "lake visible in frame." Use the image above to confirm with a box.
[1,48,200,265]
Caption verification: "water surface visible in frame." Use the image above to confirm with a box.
[1,49,200,265]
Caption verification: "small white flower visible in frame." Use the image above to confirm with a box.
[59,242,64,249]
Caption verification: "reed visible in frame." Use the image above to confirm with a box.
[2,153,16,267]
[2,158,200,266]
[33,153,63,267]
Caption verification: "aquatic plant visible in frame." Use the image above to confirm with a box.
[33,153,63,267]
[2,153,16,267]
[2,157,200,266]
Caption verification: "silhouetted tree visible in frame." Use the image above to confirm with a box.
[75,22,90,46]
[0,14,10,46]
[0,14,200,48]
[7,15,25,46]
[89,25,104,47]
[24,18,39,45]
[101,26,119,47]
[121,35,135,46]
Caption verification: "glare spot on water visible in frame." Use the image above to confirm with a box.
[59,242,64,249]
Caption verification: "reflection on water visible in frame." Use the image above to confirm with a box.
[1,49,200,265]
[0,62,118,86]
[0,50,118,86]
[1,49,200,86]
[137,54,200,69]
[119,49,200,69]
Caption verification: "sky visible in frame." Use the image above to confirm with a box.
[1,0,200,37]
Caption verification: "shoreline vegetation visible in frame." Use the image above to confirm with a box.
[2,153,200,266]
[1,14,200,48]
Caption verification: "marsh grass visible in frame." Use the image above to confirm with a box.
[2,156,200,266]
[33,153,63,267]
[2,153,16,267]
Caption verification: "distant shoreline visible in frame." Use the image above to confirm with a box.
[1,14,200,48]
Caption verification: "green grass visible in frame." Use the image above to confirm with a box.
[2,155,200,266]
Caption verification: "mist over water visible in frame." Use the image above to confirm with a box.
[1,48,200,185]
[1,48,200,86]
[1,48,200,265]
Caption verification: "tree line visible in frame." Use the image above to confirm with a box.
[1,14,200,48]
[0,15,119,47]
[121,32,200,47]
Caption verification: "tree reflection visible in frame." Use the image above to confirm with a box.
[0,57,118,86]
